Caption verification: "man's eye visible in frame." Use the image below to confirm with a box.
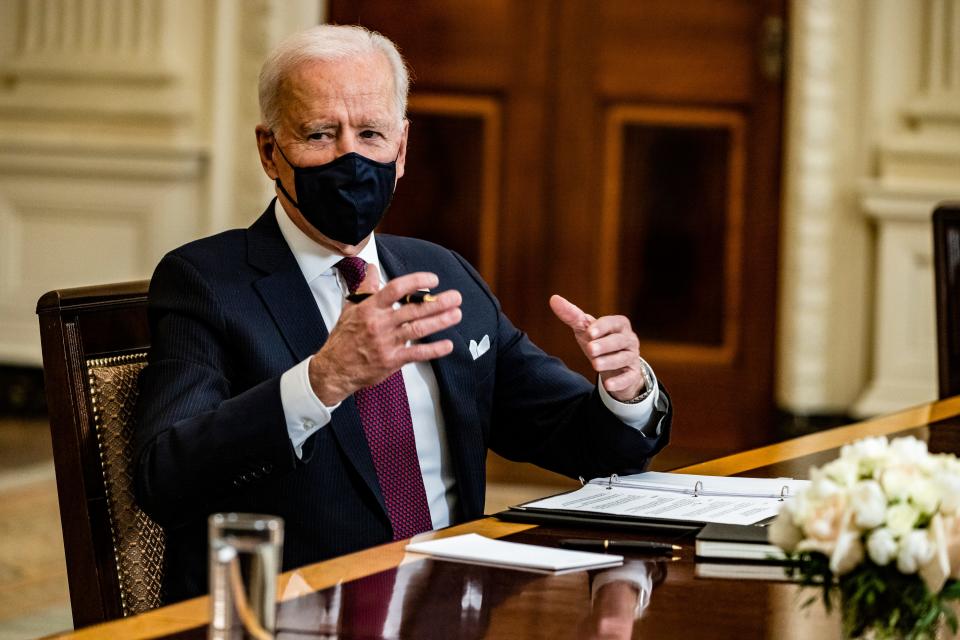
[307,132,330,141]
[360,130,383,139]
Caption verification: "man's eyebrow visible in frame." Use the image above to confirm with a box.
[358,119,392,130]
[298,122,338,133]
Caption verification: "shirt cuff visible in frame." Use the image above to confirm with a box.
[597,359,660,436]
[280,356,339,459]
[591,561,657,618]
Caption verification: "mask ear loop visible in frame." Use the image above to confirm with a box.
[270,133,302,209]
[392,117,410,164]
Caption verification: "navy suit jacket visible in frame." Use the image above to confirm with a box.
[134,204,672,601]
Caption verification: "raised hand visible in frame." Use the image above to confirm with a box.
[309,271,462,405]
[549,294,647,403]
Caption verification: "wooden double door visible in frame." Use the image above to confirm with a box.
[330,1,786,471]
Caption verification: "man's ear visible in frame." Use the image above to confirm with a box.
[255,125,279,180]
[395,118,409,181]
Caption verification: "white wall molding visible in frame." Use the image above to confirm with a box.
[0,0,319,365]
[861,181,960,222]
[0,142,205,180]
[0,0,200,137]
[2,0,175,80]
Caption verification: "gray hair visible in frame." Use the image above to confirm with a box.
[258,24,410,130]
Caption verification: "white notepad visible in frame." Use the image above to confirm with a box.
[405,533,623,574]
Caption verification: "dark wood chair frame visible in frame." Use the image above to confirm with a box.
[36,280,154,628]
[933,202,960,399]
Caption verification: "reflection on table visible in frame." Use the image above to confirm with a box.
[48,396,960,639]
[273,557,666,640]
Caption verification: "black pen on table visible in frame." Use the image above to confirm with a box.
[558,538,681,555]
[346,291,437,304]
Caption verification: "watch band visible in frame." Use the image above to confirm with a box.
[621,357,654,404]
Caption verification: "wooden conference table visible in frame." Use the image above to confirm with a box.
[50,396,960,639]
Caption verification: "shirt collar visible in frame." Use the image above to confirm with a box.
[273,199,383,284]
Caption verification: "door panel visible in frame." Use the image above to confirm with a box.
[381,94,502,289]
[547,0,784,458]
[597,1,758,102]
[602,106,745,362]
[330,0,785,471]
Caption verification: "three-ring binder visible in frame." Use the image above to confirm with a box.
[588,474,795,500]
[499,470,810,529]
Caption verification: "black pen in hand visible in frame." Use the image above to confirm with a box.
[558,538,681,555]
[346,291,438,304]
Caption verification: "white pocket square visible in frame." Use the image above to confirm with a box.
[468,335,490,360]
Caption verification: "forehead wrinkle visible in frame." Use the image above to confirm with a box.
[276,53,398,127]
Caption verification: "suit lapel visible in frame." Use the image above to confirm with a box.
[248,204,328,360]
[377,237,484,520]
[248,206,387,518]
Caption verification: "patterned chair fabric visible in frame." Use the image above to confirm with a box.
[87,354,165,615]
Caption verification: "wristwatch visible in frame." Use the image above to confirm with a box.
[621,357,654,405]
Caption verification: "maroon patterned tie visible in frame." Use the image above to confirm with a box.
[335,257,433,540]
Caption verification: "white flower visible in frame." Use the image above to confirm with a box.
[881,467,918,502]
[885,503,919,536]
[897,530,934,574]
[808,467,843,499]
[907,478,941,515]
[790,469,841,525]
[841,436,889,461]
[938,513,960,580]
[937,474,960,514]
[803,494,847,543]
[768,510,803,552]
[866,528,898,566]
[830,523,865,576]
[822,457,859,488]
[940,456,960,479]
[842,437,890,480]
[850,480,886,529]
[889,437,930,465]
[919,514,950,593]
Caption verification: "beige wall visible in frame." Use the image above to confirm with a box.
[777,0,960,417]
[0,0,321,364]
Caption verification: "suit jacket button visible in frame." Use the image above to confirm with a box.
[240,473,251,483]
[261,463,273,474]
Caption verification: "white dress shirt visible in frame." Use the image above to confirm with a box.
[273,201,660,529]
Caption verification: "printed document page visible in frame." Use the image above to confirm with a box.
[523,483,788,525]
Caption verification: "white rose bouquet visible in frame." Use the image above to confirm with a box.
[769,436,960,639]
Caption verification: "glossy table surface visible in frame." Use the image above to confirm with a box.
[50,396,960,639]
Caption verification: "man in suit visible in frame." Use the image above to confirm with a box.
[134,24,671,602]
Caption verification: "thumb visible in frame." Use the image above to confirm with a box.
[549,294,590,332]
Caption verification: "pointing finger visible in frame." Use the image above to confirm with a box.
[549,294,590,332]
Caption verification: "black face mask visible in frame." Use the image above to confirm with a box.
[274,144,397,245]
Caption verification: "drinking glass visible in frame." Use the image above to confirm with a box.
[208,513,284,640]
